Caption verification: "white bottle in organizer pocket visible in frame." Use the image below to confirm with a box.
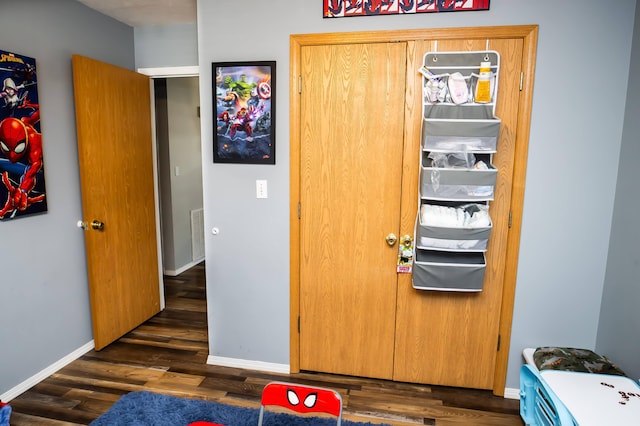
[474,61,493,103]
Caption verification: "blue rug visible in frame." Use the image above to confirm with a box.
[90,391,388,426]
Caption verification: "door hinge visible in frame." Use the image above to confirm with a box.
[197,106,200,117]
[298,202,301,219]
[519,72,524,91]
[297,316,300,333]
[298,76,302,94]
[508,210,513,228]
[497,334,501,351]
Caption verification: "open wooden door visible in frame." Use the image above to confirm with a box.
[72,55,161,350]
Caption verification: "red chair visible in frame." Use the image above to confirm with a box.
[257,381,343,426]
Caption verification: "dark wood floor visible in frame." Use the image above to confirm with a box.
[8,263,523,425]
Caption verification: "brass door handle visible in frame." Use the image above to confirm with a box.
[385,233,397,246]
[91,220,105,230]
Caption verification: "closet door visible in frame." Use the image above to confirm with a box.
[298,42,407,379]
[393,38,525,389]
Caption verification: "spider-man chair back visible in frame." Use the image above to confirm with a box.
[258,381,342,426]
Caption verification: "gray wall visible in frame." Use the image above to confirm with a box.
[2,0,638,399]
[596,2,640,381]
[0,0,134,396]
[135,24,198,69]
[157,77,203,275]
[195,0,637,390]
[155,80,175,272]
[164,77,203,273]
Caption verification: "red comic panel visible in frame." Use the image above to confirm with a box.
[363,0,399,15]
[344,0,363,16]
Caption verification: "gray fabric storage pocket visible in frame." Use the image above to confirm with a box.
[412,249,486,292]
[422,114,501,153]
[417,217,491,251]
[421,152,497,201]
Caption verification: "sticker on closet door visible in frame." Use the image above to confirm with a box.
[397,234,413,273]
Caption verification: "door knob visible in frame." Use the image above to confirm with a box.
[77,220,88,230]
[91,220,105,230]
[385,233,397,246]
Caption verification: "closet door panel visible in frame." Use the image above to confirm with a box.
[299,42,406,379]
[393,38,524,389]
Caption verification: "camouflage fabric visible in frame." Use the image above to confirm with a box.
[533,347,627,376]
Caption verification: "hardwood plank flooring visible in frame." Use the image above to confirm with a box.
[7,263,523,425]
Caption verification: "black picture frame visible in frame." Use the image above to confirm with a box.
[212,61,275,164]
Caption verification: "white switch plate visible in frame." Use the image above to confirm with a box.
[256,180,268,198]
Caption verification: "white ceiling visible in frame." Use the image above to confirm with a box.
[76,0,196,27]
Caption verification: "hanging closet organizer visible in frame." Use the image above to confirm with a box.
[413,50,501,292]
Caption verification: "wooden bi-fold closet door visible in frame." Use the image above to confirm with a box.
[293,27,536,392]
[298,41,407,379]
[392,37,524,390]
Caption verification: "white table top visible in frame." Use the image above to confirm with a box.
[540,370,640,426]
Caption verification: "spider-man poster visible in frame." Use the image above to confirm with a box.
[0,49,47,221]
[323,0,489,17]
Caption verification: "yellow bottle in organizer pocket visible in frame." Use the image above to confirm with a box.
[474,61,493,103]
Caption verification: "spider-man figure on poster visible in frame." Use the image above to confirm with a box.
[0,112,45,219]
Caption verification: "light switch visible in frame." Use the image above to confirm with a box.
[256,180,268,198]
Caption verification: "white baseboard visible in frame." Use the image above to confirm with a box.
[1,340,94,402]
[164,258,204,276]
[504,387,521,400]
[207,355,290,375]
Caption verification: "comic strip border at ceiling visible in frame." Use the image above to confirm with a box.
[323,0,490,18]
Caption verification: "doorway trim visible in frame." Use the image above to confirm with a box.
[137,65,200,310]
[138,66,199,78]
[289,25,538,396]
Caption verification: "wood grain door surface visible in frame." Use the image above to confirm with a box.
[299,42,407,379]
[72,55,161,350]
[296,30,532,390]
[392,38,524,389]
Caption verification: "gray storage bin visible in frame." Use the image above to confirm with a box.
[422,50,500,107]
[412,249,486,292]
[424,103,495,120]
[423,51,500,72]
[421,152,497,201]
[422,112,501,153]
[417,214,491,252]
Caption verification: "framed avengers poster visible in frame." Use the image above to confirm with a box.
[323,0,490,18]
[213,61,275,164]
[0,49,47,221]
